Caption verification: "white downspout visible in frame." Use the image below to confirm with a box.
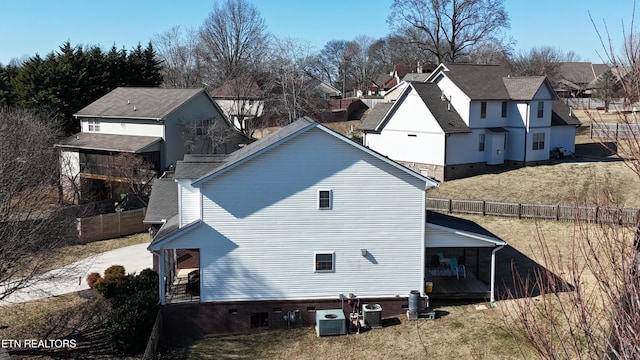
[490,245,505,304]
[159,250,166,305]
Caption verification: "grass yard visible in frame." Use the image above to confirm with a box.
[158,214,599,360]
[431,112,640,208]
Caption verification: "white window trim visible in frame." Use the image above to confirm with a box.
[313,251,335,273]
[87,119,100,132]
[318,189,332,210]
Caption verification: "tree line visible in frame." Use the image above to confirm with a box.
[0,42,162,134]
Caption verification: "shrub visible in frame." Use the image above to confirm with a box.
[106,269,159,354]
[86,272,102,288]
[95,265,126,299]
[103,265,125,282]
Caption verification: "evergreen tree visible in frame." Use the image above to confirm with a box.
[0,64,18,106]
[8,41,164,134]
[592,69,619,112]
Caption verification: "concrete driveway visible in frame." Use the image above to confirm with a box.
[0,243,153,306]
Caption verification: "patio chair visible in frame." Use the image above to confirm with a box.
[449,257,466,279]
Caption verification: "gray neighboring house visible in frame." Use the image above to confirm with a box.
[55,87,249,203]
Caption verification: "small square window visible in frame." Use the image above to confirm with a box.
[315,252,334,272]
[318,190,332,209]
[480,102,487,118]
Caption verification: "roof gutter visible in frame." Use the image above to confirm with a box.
[490,245,506,304]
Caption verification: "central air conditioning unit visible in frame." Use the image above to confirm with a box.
[362,303,383,328]
[315,309,346,336]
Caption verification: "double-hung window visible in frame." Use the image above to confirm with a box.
[501,101,508,118]
[195,119,210,136]
[480,102,487,119]
[318,189,332,210]
[478,134,486,152]
[537,101,544,118]
[533,132,545,150]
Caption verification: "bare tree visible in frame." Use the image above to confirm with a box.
[260,37,332,125]
[105,153,155,197]
[153,26,204,88]
[508,46,568,77]
[501,6,640,358]
[388,0,510,63]
[311,40,352,95]
[178,116,239,154]
[198,0,270,84]
[0,107,72,301]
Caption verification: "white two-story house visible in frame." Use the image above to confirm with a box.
[360,64,581,181]
[145,117,507,335]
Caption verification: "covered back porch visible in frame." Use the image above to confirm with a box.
[424,211,507,302]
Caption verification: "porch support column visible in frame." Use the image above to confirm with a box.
[158,249,166,305]
[490,245,505,303]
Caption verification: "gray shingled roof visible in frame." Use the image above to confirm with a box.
[503,76,549,100]
[74,87,206,119]
[403,73,431,82]
[413,83,471,134]
[55,133,162,153]
[359,103,393,131]
[144,178,178,224]
[551,101,582,127]
[427,210,504,243]
[174,154,228,179]
[441,64,512,100]
[557,62,603,85]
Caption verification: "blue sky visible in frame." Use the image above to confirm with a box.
[0,0,637,66]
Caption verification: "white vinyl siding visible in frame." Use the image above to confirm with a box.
[191,128,425,301]
[178,180,201,226]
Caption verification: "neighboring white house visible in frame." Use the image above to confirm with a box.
[146,117,506,333]
[210,76,264,132]
[360,64,581,181]
[55,87,247,203]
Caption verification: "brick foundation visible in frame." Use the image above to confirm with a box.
[161,296,416,338]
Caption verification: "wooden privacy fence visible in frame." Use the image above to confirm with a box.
[76,207,147,242]
[142,311,162,360]
[427,198,640,226]
[591,122,640,139]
